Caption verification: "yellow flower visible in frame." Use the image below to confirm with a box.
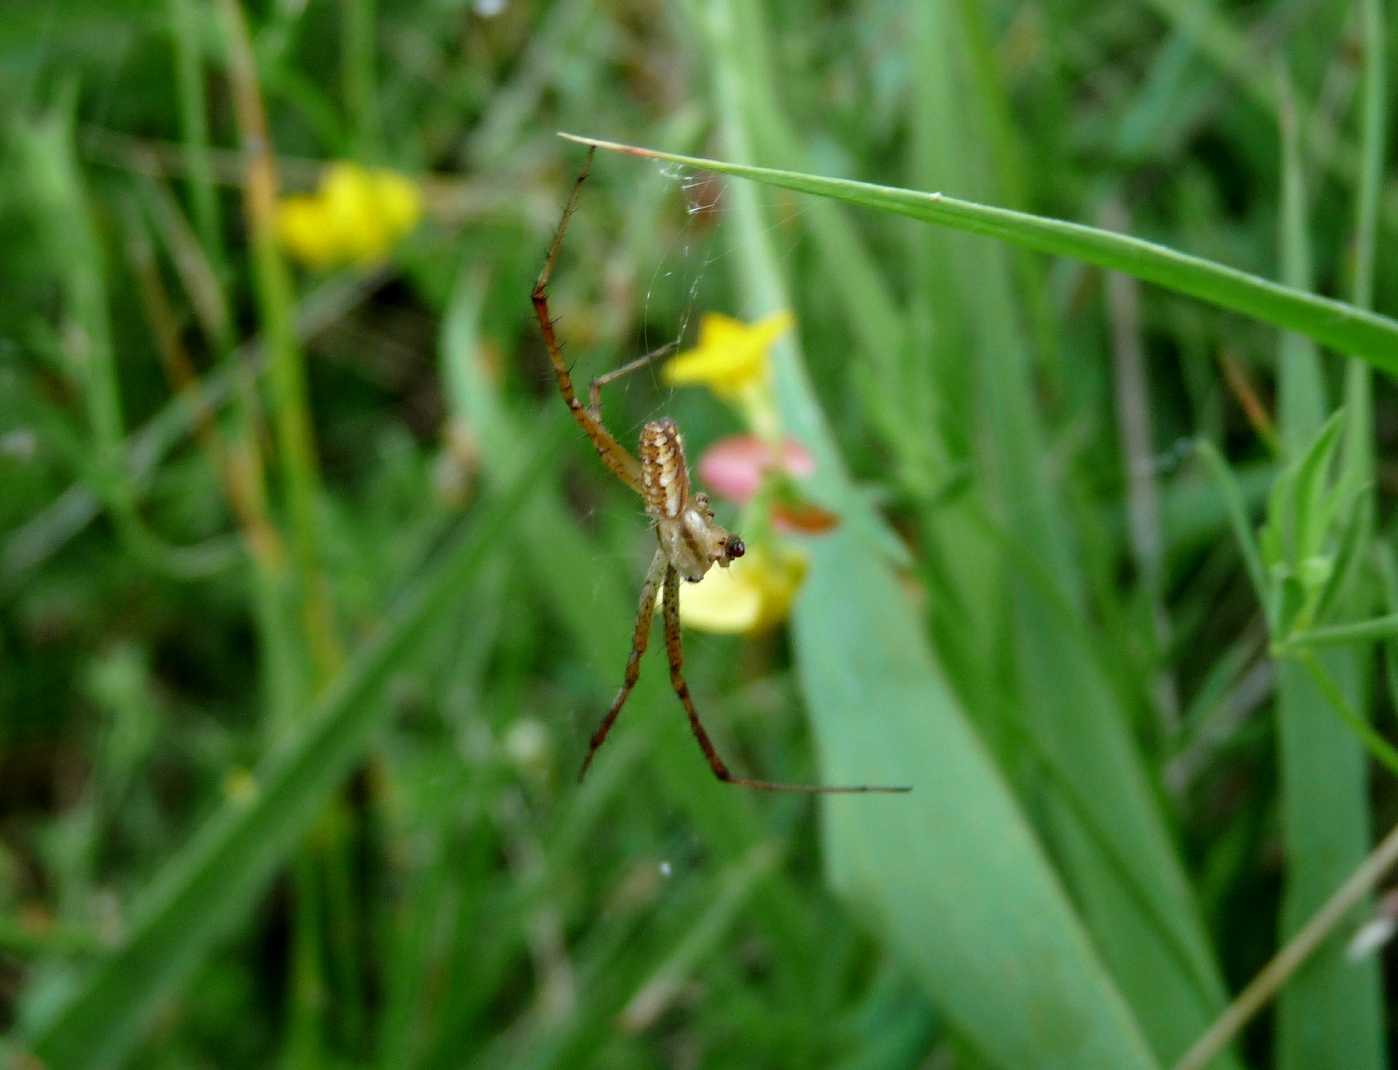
[663,311,792,439]
[663,310,792,397]
[275,162,422,269]
[673,545,807,635]
[275,194,339,269]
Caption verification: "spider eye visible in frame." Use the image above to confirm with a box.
[726,536,745,560]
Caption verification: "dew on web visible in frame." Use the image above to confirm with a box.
[632,159,806,414]
[638,162,727,368]
[679,174,724,217]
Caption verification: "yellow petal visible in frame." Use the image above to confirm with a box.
[275,195,341,268]
[662,350,759,394]
[278,163,424,269]
[672,547,807,635]
[371,168,423,236]
[673,562,763,634]
[321,162,391,264]
[662,310,793,398]
[747,310,797,350]
[697,312,755,348]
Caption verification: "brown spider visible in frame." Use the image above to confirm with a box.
[532,148,910,795]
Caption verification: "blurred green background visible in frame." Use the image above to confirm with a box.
[3,1,1398,1067]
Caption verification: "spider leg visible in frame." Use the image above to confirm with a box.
[661,567,911,794]
[577,550,667,783]
[587,342,679,422]
[532,146,645,495]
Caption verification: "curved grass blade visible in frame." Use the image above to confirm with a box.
[559,134,1398,374]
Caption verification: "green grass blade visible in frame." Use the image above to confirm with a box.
[1,270,385,589]
[222,0,342,681]
[618,843,780,1032]
[19,432,557,1070]
[1271,52,1384,1069]
[13,103,239,580]
[1194,441,1269,611]
[1295,652,1398,778]
[794,532,1157,1070]
[697,10,1160,1058]
[898,0,1018,733]
[1288,411,1345,567]
[560,134,1398,372]
[167,0,227,279]
[1139,0,1376,222]
[1287,614,1398,649]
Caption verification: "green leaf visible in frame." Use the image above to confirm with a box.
[1194,440,1268,614]
[560,134,1398,374]
[1292,410,1345,563]
[1285,613,1398,650]
[1261,411,1346,633]
[1284,416,1339,561]
[794,531,1157,1069]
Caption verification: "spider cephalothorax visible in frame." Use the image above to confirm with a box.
[531,147,908,795]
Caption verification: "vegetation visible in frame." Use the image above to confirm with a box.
[3,1,1397,1067]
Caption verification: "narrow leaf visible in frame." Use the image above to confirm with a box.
[1194,441,1268,612]
[560,134,1398,374]
[1286,614,1398,649]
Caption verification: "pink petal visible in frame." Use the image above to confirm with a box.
[697,436,816,503]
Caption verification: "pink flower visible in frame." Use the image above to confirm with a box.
[697,435,815,502]
[697,435,838,535]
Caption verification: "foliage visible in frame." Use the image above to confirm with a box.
[2,1,1396,1068]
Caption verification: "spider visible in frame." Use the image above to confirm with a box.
[532,148,910,795]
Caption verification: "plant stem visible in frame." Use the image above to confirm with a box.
[1173,818,1398,1070]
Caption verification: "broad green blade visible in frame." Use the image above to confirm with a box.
[560,134,1398,374]
[695,7,1160,1057]
[794,529,1157,1069]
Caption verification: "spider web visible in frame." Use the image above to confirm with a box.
[562,155,809,560]
[556,154,816,811]
[612,156,810,438]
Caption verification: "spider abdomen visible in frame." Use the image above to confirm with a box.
[640,419,690,520]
